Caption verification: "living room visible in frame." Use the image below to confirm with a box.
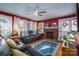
[0,3,79,56]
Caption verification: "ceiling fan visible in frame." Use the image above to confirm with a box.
[33,9,46,16]
[26,5,47,18]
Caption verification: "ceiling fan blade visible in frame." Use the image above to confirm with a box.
[39,11,46,13]
[38,14,42,16]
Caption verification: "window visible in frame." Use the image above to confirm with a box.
[38,22,44,34]
[14,17,29,36]
[71,19,77,31]
[59,17,77,42]
[14,17,21,36]
[27,21,30,31]
[14,17,38,36]
[29,21,37,34]
[60,20,70,31]
[0,14,12,38]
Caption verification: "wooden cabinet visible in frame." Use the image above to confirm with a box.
[62,47,78,56]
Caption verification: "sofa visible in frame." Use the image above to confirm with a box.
[0,36,27,56]
[20,34,43,44]
[0,35,44,56]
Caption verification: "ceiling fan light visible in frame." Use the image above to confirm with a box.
[34,12,38,16]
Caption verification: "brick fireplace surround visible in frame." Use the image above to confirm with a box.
[44,28,58,41]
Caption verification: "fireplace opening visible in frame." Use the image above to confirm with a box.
[46,32,53,39]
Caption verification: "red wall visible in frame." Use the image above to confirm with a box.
[44,19,58,27]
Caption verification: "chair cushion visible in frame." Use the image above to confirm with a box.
[6,39,16,49]
[11,49,28,56]
[0,37,10,56]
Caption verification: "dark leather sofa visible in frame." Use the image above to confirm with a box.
[20,34,43,44]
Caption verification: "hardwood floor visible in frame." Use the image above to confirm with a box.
[28,38,44,46]
[55,43,62,56]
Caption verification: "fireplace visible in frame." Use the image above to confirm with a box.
[44,29,58,40]
[46,32,54,39]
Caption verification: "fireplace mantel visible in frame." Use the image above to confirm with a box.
[44,27,58,29]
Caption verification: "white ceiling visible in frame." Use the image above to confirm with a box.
[0,3,76,21]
